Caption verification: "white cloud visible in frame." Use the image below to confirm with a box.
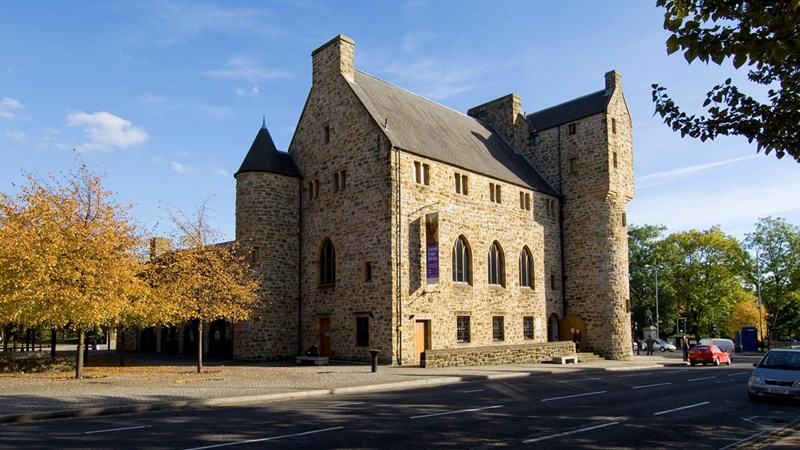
[139,94,166,104]
[0,97,23,119]
[66,111,148,151]
[637,155,758,189]
[211,168,229,177]
[2,129,27,143]
[206,56,290,83]
[235,85,260,97]
[170,161,189,173]
[377,56,488,100]
[402,31,437,53]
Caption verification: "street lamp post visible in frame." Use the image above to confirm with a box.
[646,264,659,333]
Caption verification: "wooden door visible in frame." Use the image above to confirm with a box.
[415,320,430,365]
[319,318,331,357]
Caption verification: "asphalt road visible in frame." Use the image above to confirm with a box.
[1,353,798,449]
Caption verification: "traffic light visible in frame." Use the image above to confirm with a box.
[677,317,686,334]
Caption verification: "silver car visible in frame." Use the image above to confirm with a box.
[748,349,800,401]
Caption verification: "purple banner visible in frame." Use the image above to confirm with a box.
[425,212,439,284]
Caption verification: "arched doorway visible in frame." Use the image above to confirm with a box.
[547,314,560,342]
[560,314,586,352]
[208,319,233,359]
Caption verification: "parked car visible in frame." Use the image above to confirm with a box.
[644,338,676,352]
[790,341,800,350]
[699,338,735,355]
[689,344,731,366]
[748,349,800,401]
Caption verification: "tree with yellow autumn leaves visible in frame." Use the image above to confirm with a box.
[0,163,146,379]
[144,201,259,373]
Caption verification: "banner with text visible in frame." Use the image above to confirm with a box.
[425,211,439,284]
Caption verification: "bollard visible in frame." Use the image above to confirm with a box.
[369,349,380,372]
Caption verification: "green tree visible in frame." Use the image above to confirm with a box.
[628,224,669,332]
[665,226,747,340]
[0,164,144,378]
[145,203,260,373]
[652,0,800,162]
[744,217,800,345]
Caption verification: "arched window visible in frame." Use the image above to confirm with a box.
[487,241,505,287]
[451,236,471,284]
[519,246,533,288]
[319,238,336,286]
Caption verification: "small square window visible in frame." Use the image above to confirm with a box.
[414,161,430,185]
[520,192,531,211]
[492,316,505,341]
[545,198,556,217]
[454,173,469,195]
[533,134,541,145]
[457,316,471,343]
[523,316,534,340]
[568,123,576,135]
[308,180,319,200]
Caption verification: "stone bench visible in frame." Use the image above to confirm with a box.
[296,356,329,366]
[552,355,579,364]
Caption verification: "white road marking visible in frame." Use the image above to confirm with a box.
[541,391,606,402]
[84,425,152,435]
[617,372,654,378]
[632,382,672,390]
[183,427,344,450]
[409,405,503,419]
[688,376,717,382]
[463,389,484,393]
[727,372,749,377]
[556,377,600,384]
[522,421,620,443]
[329,402,365,408]
[717,430,770,450]
[653,401,710,415]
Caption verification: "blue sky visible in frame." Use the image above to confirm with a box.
[2,1,798,242]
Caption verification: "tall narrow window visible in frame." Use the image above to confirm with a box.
[452,236,471,284]
[612,118,617,134]
[414,161,430,185]
[613,152,618,168]
[489,183,501,203]
[550,274,556,290]
[568,123,577,135]
[319,238,336,286]
[334,170,346,192]
[252,246,260,263]
[454,173,469,195]
[519,247,533,288]
[492,316,505,341]
[569,157,577,174]
[622,212,627,227]
[520,192,531,211]
[487,241,505,287]
[523,316,534,339]
[364,261,373,282]
[356,317,369,347]
[457,316,471,343]
[323,125,331,144]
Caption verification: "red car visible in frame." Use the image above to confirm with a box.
[689,344,732,366]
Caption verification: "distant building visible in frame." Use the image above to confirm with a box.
[233,34,634,365]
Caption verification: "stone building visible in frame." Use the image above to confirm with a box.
[233,35,634,365]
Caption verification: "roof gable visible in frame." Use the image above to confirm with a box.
[347,71,555,195]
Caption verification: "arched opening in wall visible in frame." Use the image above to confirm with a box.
[547,314,560,342]
[560,314,586,352]
[208,319,233,359]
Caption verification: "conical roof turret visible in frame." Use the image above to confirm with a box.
[234,119,300,178]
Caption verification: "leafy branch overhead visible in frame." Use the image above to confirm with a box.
[652,0,800,162]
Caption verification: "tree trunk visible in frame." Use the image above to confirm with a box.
[196,318,204,374]
[75,328,85,380]
[119,327,127,367]
[50,328,57,357]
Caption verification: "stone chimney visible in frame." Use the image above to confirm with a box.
[467,94,528,150]
[605,70,622,92]
[149,237,172,260]
[312,34,355,85]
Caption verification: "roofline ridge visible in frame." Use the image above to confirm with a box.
[354,69,474,120]
[527,88,608,118]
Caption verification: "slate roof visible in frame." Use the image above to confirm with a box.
[347,71,556,195]
[235,124,300,178]
[527,89,611,132]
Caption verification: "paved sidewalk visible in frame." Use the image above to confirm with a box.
[0,350,796,448]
